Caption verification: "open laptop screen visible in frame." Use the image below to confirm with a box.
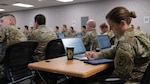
[58,33,65,39]
[97,35,111,49]
[76,33,83,39]
[62,38,86,55]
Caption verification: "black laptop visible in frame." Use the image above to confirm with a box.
[62,38,88,61]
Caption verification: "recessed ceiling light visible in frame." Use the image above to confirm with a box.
[0,9,5,11]
[57,0,74,2]
[38,0,43,2]
[13,3,34,8]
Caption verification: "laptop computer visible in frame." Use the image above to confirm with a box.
[62,38,88,61]
[84,58,113,65]
[76,33,83,39]
[96,35,111,49]
[58,33,65,39]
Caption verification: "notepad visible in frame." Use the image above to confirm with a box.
[84,58,113,65]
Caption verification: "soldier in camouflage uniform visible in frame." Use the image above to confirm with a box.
[68,26,76,38]
[29,14,57,61]
[82,19,99,51]
[54,26,60,36]
[61,24,71,38]
[80,26,87,37]
[99,23,114,39]
[0,14,26,83]
[23,25,30,40]
[85,6,150,82]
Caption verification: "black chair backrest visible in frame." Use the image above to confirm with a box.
[45,39,65,59]
[141,62,150,84]
[3,41,38,82]
[4,40,38,67]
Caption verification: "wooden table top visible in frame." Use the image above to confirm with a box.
[28,56,110,78]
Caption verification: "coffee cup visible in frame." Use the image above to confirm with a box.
[66,46,74,60]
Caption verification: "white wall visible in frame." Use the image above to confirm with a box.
[4,0,150,34]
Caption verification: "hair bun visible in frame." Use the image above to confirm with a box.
[130,11,137,18]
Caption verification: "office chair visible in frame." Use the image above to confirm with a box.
[141,62,150,84]
[99,62,150,84]
[45,39,70,84]
[45,39,66,59]
[3,40,38,84]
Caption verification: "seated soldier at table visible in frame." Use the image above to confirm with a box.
[0,14,26,84]
[85,6,150,83]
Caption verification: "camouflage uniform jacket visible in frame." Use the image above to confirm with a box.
[82,29,99,51]
[54,30,60,36]
[103,30,114,39]
[23,31,30,40]
[29,25,57,61]
[81,31,87,37]
[68,31,76,38]
[0,25,26,77]
[97,27,150,81]
[62,29,70,38]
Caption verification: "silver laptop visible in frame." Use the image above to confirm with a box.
[96,35,111,49]
[62,38,88,61]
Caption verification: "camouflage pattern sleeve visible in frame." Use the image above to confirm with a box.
[97,46,116,59]
[82,29,99,51]
[0,28,6,42]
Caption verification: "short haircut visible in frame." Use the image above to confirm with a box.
[82,26,86,29]
[34,14,46,25]
[24,25,29,30]
[62,24,67,28]
[100,23,108,29]
[0,14,15,19]
[0,14,16,25]
[87,19,96,28]
[56,26,59,29]
[70,26,74,30]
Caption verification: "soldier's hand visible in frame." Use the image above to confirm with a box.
[85,51,98,60]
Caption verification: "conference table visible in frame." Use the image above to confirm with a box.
[28,56,110,84]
